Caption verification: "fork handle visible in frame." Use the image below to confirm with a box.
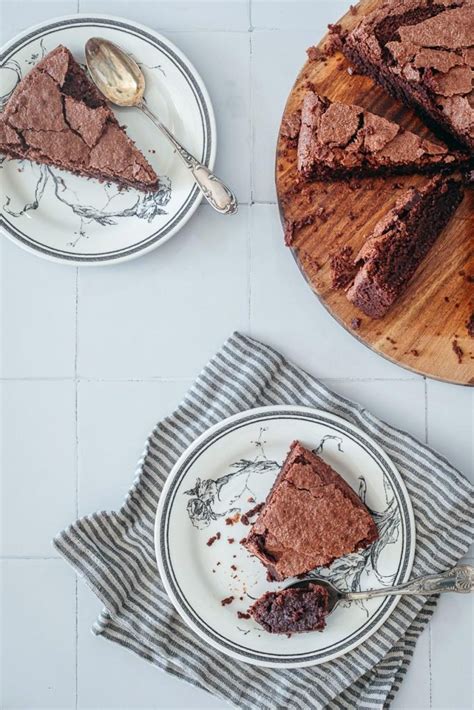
[346,565,474,602]
[139,101,238,215]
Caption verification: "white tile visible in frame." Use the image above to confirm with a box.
[167,30,251,202]
[391,622,431,710]
[0,0,78,44]
[0,559,76,709]
[251,0,348,30]
[78,205,248,379]
[77,583,226,709]
[250,204,420,379]
[329,380,426,443]
[427,380,473,482]
[431,582,474,710]
[251,30,316,202]
[0,380,76,557]
[0,238,77,378]
[77,379,189,515]
[79,0,250,31]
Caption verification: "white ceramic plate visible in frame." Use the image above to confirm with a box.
[0,15,216,264]
[155,406,416,668]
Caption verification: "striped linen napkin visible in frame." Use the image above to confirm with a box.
[54,332,474,709]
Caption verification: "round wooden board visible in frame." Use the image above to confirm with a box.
[275,0,473,385]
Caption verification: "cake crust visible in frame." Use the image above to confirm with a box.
[241,441,379,581]
[341,0,474,150]
[297,90,471,179]
[0,45,159,192]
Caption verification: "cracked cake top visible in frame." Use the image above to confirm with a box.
[241,440,379,581]
[297,89,470,178]
[0,45,159,191]
[342,0,474,149]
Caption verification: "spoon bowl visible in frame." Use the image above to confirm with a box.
[286,577,342,615]
[85,38,144,106]
[85,36,238,214]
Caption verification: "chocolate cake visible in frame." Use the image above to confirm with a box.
[249,583,330,634]
[346,175,464,318]
[241,441,378,581]
[297,90,470,179]
[342,0,474,150]
[0,45,159,191]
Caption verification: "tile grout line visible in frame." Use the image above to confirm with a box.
[247,0,253,332]
[74,261,79,709]
[1,555,61,560]
[248,0,254,205]
[0,375,421,383]
[424,377,429,445]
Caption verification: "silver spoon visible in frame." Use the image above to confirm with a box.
[286,564,474,616]
[85,38,238,215]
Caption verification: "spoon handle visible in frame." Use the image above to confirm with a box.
[345,564,474,602]
[139,101,238,215]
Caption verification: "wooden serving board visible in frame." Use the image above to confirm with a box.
[275,0,473,385]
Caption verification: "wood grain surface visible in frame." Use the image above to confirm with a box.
[275,0,473,385]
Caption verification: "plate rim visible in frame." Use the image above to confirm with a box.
[154,404,416,668]
[0,13,217,266]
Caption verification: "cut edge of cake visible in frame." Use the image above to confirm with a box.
[343,174,464,318]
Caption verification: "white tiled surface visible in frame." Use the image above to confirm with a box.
[1,1,473,709]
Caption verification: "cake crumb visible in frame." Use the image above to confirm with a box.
[452,339,464,364]
[330,246,356,289]
[231,564,237,571]
[221,596,234,607]
[228,537,235,544]
[466,313,474,338]
[410,349,419,357]
[206,532,221,547]
[225,513,240,526]
[444,296,450,303]
[280,110,301,141]
[247,497,255,503]
[349,4,358,14]
[306,45,324,61]
[241,502,265,526]
[350,317,362,330]
[237,611,251,620]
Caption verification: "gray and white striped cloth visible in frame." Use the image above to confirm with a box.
[54,332,474,709]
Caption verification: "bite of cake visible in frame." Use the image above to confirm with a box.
[249,583,330,634]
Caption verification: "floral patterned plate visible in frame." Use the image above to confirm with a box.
[155,405,416,668]
[0,15,215,264]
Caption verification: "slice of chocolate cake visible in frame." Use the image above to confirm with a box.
[249,583,330,634]
[342,0,474,150]
[241,441,378,581]
[0,45,159,192]
[297,90,470,179]
[346,175,464,318]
